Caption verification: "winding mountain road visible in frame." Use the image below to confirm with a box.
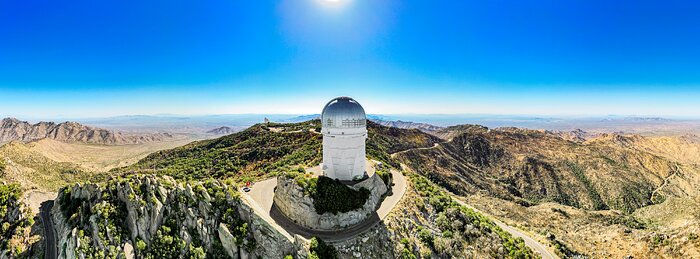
[40,201,57,259]
[392,143,558,259]
[244,140,556,257]
[450,196,557,259]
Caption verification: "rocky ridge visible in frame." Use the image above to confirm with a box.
[0,184,36,259]
[371,120,444,133]
[48,174,399,259]
[1,118,172,145]
[50,175,300,259]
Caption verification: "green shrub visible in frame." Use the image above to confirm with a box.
[418,229,434,247]
[0,184,30,252]
[376,168,392,186]
[311,176,370,214]
[309,237,337,259]
[399,238,417,259]
[409,173,537,258]
[136,239,147,251]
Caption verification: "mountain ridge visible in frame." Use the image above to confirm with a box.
[0,117,173,145]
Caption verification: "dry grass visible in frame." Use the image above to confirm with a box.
[0,136,195,191]
[27,137,194,172]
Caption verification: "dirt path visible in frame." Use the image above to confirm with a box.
[651,165,681,202]
[390,142,441,159]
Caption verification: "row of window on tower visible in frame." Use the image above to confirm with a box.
[324,118,366,127]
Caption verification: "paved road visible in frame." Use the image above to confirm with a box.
[242,169,407,243]
[391,144,557,259]
[450,197,557,259]
[390,143,441,159]
[40,201,57,259]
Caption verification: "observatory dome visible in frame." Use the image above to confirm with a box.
[321,97,366,129]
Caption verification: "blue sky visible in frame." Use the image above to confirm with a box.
[1,0,699,118]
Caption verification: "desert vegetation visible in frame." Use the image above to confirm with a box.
[55,175,253,258]
[383,172,535,258]
[0,184,34,258]
[119,120,440,185]
[308,236,338,259]
[119,121,324,180]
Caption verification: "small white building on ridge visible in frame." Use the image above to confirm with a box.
[321,97,367,181]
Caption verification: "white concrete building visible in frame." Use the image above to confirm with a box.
[321,97,367,181]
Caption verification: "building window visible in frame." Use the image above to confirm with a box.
[341,118,365,127]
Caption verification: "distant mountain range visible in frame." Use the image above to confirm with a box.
[371,120,444,132]
[0,117,173,145]
[206,126,237,135]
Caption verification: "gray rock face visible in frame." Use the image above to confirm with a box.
[237,201,297,259]
[50,175,303,259]
[0,117,173,145]
[218,223,239,258]
[273,173,388,230]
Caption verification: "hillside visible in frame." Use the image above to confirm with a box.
[0,117,173,145]
[119,120,441,181]
[0,184,40,258]
[37,120,700,257]
[395,125,700,257]
[206,126,237,135]
[0,141,106,191]
[49,173,536,259]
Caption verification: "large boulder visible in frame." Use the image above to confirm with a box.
[273,173,389,230]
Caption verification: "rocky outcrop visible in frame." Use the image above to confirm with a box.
[273,173,388,230]
[0,117,172,145]
[0,184,34,259]
[333,224,395,259]
[50,175,299,259]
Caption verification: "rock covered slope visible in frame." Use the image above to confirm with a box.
[51,175,298,259]
[49,173,535,259]
[398,125,699,213]
[0,118,172,145]
[383,173,534,258]
[396,124,700,257]
[0,184,38,258]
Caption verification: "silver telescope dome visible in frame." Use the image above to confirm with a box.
[321,97,366,129]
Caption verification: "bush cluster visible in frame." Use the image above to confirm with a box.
[308,237,338,259]
[375,168,392,186]
[410,174,535,258]
[0,184,33,256]
[117,120,323,181]
[311,176,370,215]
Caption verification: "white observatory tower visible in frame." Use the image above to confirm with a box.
[321,97,367,181]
